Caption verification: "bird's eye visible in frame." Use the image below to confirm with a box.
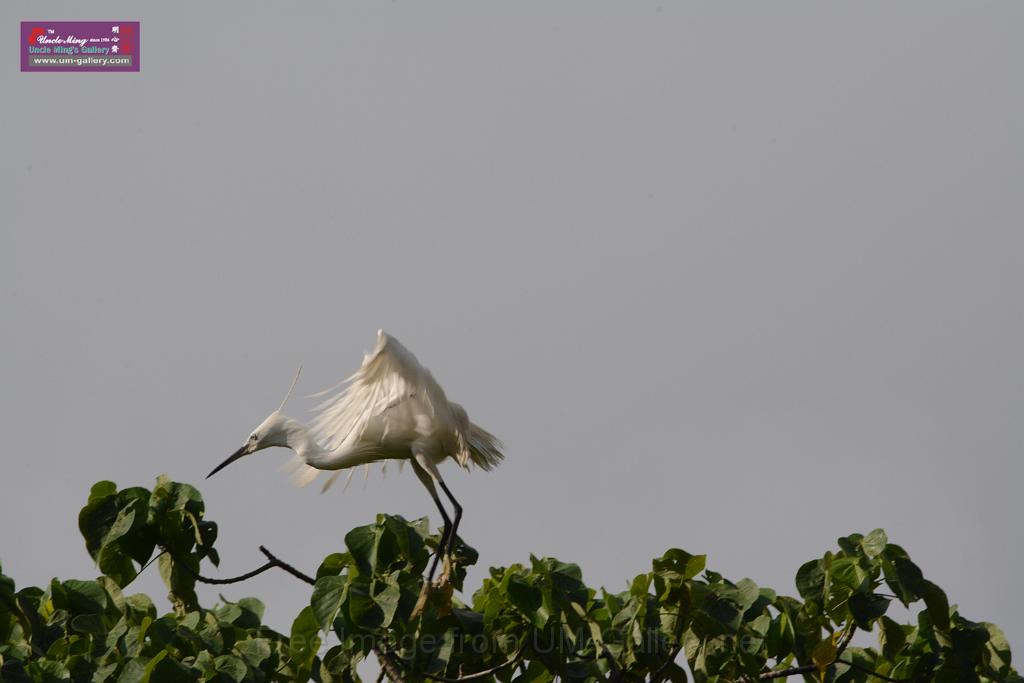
[250,434,257,441]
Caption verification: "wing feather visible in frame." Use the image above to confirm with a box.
[282,455,321,488]
[309,330,455,453]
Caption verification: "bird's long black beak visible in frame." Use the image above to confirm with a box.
[207,445,249,479]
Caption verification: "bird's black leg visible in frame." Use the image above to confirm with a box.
[437,479,463,562]
[426,491,452,583]
[412,459,451,583]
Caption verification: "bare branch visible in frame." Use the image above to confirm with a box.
[649,645,682,682]
[164,546,316,586]
[836,658,909,682]
[423,651,523,682]
[374,644,407,683]
[258,545,316,585]
[752,624,856,681]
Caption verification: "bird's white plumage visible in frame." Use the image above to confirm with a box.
[274,330,502,491]
[310,330,450,452]
[211,329,503,590]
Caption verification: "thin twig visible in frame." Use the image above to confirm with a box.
[182,559,277,585]
[600,642,625,682]
[140,550,166,575]
[121,549,167,589]
[649,645,682,682]
[836,658,909,682]
[423,650,523,682]
[170,548,907,683]
[166,548,407,683]
[165,546,316,586]
[373,644,407,683]
[753,662,818,681]
[258,545,316,585]
[374,638,524,683]
[753,624,856,681]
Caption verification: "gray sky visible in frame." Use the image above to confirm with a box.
[3,0,1022,665]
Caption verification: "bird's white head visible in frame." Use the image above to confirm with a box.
[206,366,304,480]
[207,411,293,479]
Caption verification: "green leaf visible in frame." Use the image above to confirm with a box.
[795,559,825,601]
[544,557,588,603]
[148,653,190,683]
[213,654,247,682]
[213,602,242,625]
[860,529,888,559]
[237,597,265,626]
[312,576,347,631]
[79,492,119,561]
[289,606,321,675]
[373,575,401,628]
[812,638,837,672]
[58,579,107,615]
[345,524,378,573]
[345,579,382,629]
[103,507,137,548]
[98,544,137,587]
[29,480,1024,683]
[849,591,890,629]
[829,557,867,590]
[125,593,157,620]
[730,578,760,612]
[115,658,147,683]
[382,515,418,562]
[236,637,272,668]
[878,616,907,660]
[507,575,548,628]
[983,622,1012,676]
[424,628,457,675]
[29,659,70,683]
[321,644,361,682]
[893,557,949,631]
[317,553,350,579]
[151,477,202,515]
[653,548,706,580]
[88,481,118,502]
[93,662,119,682]
[156,552,198,613]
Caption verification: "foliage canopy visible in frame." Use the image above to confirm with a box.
[0,477,1018,682]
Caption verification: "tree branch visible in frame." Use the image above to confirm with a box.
[374,644,407,683]
[752,624,856,681]
[372,638,524,683]
[257,545,316,585]
[368,634,524,683]
[649,644,682,682]
[600,642,625,682]
[171,549,413,683]
[423,651,523,682]
[164,546,316,586]
[836,658,909,682]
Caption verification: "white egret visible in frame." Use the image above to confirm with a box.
[207,330,504,585]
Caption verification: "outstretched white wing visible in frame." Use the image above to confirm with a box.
[309,329,455,453]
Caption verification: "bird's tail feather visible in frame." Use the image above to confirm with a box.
[466,422,504,471]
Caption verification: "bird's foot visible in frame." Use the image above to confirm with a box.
[433,553,454,588]
[410,579,454,619]
[410,555,455,619]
